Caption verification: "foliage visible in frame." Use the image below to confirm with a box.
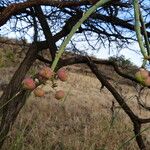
[109,55,135,68]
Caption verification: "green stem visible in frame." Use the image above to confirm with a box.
[51,0,111,71]
[0,91,21,111]
[133,0,147,58]
[142,59,147,68]
[117,126,150,150]
[139,10,150,56]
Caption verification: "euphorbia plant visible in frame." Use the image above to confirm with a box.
[21,0,111,99]
[0,0,112,107]
[133,0,150,85]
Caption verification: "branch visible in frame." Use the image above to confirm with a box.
[54,11,83,40]
[0,0,90,27]
[0,0,132,27]
[37,55,52,64]
[82,24,134,41]
[34,6,57,60]
[36,54,141,86]
[90,13,150,37]
[0,43,39,148]
[139,118,150,124]
[86,58,146,149]
[59,56,139,84]
[51,0,111,70]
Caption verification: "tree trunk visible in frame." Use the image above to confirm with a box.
[0,43,39,148]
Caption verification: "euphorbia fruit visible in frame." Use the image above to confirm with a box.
[139,68,149,79]
[57,68,68,81]
[55,90,65,100]
[39,66,53,79]
[135,68,149,83]
[22,78,36,90]
[34,88,45,97]
[144,77,150,86]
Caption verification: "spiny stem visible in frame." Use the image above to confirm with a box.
[139,10,150,56]
[133,0,147,59]
[51,0,111,71]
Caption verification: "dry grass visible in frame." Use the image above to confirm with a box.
[1,71,150,150]
[0,41,150,149]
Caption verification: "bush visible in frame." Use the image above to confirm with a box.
[109,55,135,68]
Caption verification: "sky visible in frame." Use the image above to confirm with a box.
[1,27,144,67]
[0,1,148,68]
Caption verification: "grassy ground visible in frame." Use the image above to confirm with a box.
[0,41,150,150]
[0,70,150,150]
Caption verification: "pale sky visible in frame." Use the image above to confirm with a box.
[1,28,143,67]
[0,11,145,68]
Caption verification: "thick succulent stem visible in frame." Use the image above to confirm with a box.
[133,0,147,59]
[51,0,111,71]
[139,10,150,56]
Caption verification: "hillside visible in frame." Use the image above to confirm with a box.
[0,39,150,149]
[0,37,138,88]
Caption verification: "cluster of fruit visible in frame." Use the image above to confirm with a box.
[135,68,150,86]
[22,66,68,100]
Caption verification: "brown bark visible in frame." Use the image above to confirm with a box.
[0,0,89,26]
[87,58,146,150]
[34,6,57,60]
[0,43,39,148]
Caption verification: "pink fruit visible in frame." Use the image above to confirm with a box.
[22,78,36,90]
[135,68,149,83]
[135,71,144,83]
[34,88,45,97]
[55,90,65,100]
[144,77,150,86]
[139,68,149,79]
[57,68,68,81]
[39,67,53,79]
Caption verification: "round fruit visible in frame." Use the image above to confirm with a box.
[139,68,149,79]
[135,71,144,83]
[135,69,149,83]
[22,78,36,90]
[144,77,150,86]
[34,88,45,97]
[57,68,68,81]
[39,67,53,79]
[55,90,65,100]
